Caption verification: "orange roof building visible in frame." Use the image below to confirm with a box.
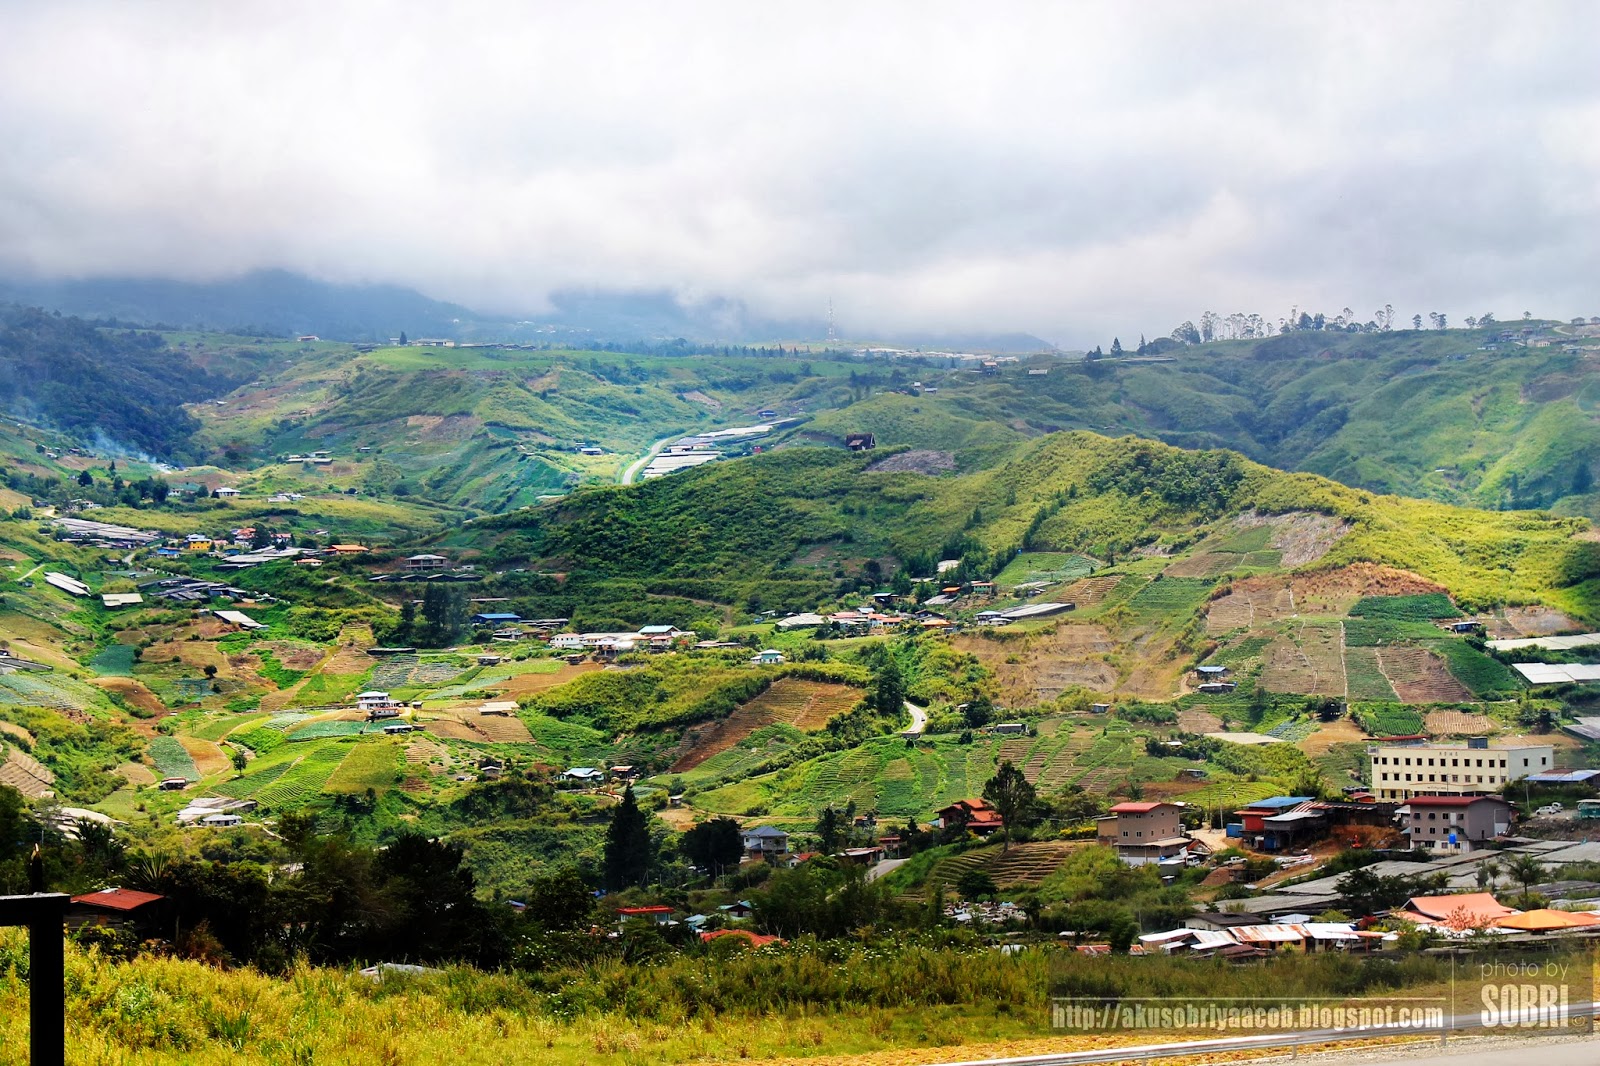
[1399,893,1518,930]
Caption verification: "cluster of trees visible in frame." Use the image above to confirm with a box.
[0,307,261,461]
[1164,304,1502,346]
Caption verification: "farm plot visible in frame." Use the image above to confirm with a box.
[253,743,352,808]
[1259,622,1346,697]
[1205,585,1298,633]
[1344,647,1400,701]
[89,644,137,676]
[178,737,230,777]
[1350,593,1460,621]
[956,625,1118,705]
[324,739,402,794]
[1375,646,1471,703]
[1060,575,1123,608]
[0,746,55,797]
[147,735,199,781]
[995,552,1098,587]
[1355,706,1425,736]
[1164,553,1248,578]
[285,720,374,741]
[1177,708,1223,733]
[0,672,98,712]
[1123,578,1214,628]
[1424,709,1496,735]
[671,679,860,772]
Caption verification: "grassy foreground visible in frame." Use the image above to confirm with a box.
[0,931,1474,1066]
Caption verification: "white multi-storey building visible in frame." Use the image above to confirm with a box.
[1368,738,1553,801]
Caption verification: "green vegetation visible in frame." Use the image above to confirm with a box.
[1349,593,1461,620]
[146,736,199,781]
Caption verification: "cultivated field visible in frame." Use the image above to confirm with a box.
[1423,709,1496,735]
[1376,646,1471,703]
[956,624,1118,704]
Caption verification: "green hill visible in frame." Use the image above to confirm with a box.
[459,431,1598,621]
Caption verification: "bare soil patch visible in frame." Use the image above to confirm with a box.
[1231,510,1352,567]
[1177,708,1223,733]
[180,737,231,777]
[1259,622,1345,696]
[955,624,1120,704]
[1297,716,1367,755]
[0,748,54,797]
[1377,646,1470,703]
[671,679,861,771]
[1060,575,1122,607]
[116,761,156,786]
[1212,564,1446,631]
[494,661,601,696]
[1487,606,1578,639]
[422,719,482,742]
[91,677,167,717]
[865,449,957,475]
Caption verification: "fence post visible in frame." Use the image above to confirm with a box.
[0,893,70,1066]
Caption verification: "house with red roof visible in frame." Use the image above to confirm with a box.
[1095,801,1194,866]
[616,905,674,926]
[935,798,1004,836]
[67,887,169,938]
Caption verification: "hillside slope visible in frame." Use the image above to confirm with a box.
[457,432,1600,622]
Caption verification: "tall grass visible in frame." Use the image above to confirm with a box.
[0,931,1480,1066]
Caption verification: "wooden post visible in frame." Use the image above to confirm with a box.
[0,893,69,1066]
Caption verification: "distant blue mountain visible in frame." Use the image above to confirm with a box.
[0,270,1055,351]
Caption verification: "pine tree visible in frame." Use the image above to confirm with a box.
[1109,337,1123,356]
[603,786,653,889]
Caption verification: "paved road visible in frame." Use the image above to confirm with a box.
[866,857,907,882]
[902,700,927,737]
[620,435,678,485]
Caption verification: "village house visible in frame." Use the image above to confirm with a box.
[1368,737,1553,801]
[742,825,790,860]
[1398,794,1513,853]
[67,888,169,939]
[1230,796,1319,851]
[935,798,1004,836]
[751,649,785,665]
[404,553,450,571]
[1096,801,1194,866]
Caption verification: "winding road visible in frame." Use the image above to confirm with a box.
[902,700,927,737]
[620,435,679,485]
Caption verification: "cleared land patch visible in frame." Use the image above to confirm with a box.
[1259,622,1346,696]
[1375,646,1471,703]
[1059,575,1122,607]
[672,679,860,772]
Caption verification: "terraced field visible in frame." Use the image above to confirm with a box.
[1344,647,1400,701]
[0,746,55,797]
[1060,575,1122,608]
[1123,578,1215,628]
[912,840,1086,896]
[1376,646,1470,703]
[1423,709,1496,735]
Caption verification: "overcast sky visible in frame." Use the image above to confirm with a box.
[1,1,1596,346]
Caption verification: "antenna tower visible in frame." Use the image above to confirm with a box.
[826,298,837,345]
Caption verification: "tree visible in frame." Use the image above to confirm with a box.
[962,694,994,729]
[76,469,92,488]
[523,868,594,930]
[982,760,1038,850]
[679,817,744,876]
[1109,337,1123,356]
[1412,314,1423,330]
[398,331,408,345]
[1504,853,1546,899]
[871,656,905,718]
[603,786,654,890]
[230,749,247,772]
[956,868,997,900]
[814,805,848,854]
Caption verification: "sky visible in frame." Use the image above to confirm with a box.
[1,1,1597,346]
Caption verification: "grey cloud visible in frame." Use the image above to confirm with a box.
[0,0,1596,346]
